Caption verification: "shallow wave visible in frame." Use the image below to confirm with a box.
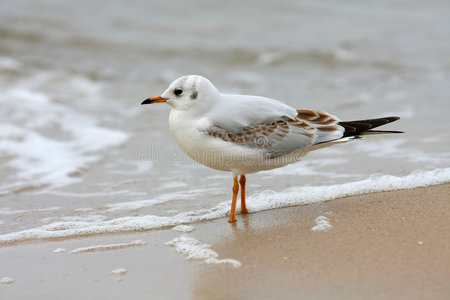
[0,65,129,195]
[0,168,448,245]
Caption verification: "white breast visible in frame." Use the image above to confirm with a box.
[169,109,239,172]
[169,109,204,157]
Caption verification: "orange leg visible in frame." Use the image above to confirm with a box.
[239,175,248,214]
[229,176,239,223]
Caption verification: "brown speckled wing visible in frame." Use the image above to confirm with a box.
[205,117,316,158]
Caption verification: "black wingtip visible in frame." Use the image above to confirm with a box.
[363,130,404,135]
[339,116,402,137]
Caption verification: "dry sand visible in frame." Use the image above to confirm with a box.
[1,184,449,300]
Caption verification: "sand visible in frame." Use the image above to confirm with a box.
[193,183,450,300]
[1,184,449,300]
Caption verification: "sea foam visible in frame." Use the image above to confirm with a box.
[172,225,195,232]
[110,268,128,275]
[0,168,448,245]
[69,240,146,254]
[311,216,333,232]
[0,73,128,195]
[166,235,241,267]
[0,277,14,284]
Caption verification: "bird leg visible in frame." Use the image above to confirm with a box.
[239,175,248,214]
[229,176,239,223]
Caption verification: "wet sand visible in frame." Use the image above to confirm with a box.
[1,184,449,300]
[194,183,450,300]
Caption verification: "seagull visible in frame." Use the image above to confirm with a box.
[141,75,402,222]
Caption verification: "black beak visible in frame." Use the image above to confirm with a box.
[141,99,152,105]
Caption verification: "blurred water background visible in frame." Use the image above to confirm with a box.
[0,0,449,241]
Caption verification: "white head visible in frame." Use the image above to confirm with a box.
[141,75,219,111]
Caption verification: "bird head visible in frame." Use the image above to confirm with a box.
[141,75,219,111]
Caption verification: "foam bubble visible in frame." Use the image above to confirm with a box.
[110,268,128,275]
[69,240,146,254]
[0,277,14,284]
[172,225,195,233]
[166,235,241,267]
[52,248,66,253]
[311,216,333,232]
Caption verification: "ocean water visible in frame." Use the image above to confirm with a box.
[0,0,449,244]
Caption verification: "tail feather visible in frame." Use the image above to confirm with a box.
[339,116,403,137]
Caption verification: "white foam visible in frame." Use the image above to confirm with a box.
[246,168,450,211]
[172,225,195,233]
[311,216,333,232]
[166,235,241,267]
[69,240,146,254]
[0,73,129,194]
[110,268,128,275]
[0,277,14,284]
[0,168,448,245]
[52,248,66,253]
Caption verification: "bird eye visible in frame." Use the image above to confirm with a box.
[174,89,183,96]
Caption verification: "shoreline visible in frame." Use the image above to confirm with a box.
[1,183,449,299]
[1,167,449,246]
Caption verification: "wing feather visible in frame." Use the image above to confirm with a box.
[203,107,348,158]
[297,109,344,144]
[202,104,400,159]
[204,117,316,158]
